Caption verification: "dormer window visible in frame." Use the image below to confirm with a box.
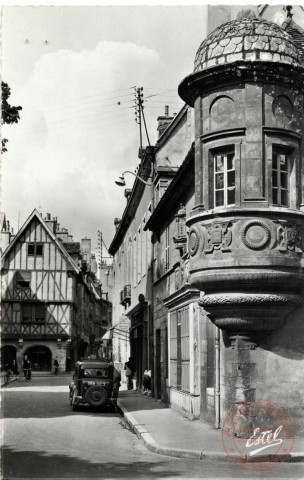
[28,243,43,256]
[16,271,31,289]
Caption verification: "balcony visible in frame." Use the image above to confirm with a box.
[120,284,131,307]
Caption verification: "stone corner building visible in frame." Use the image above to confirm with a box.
[110,9,304,433]
[178,14,304,429]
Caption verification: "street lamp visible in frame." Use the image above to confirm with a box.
[115,170,153,187]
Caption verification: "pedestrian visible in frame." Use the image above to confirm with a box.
[143,369,152,395]
[66,356,71,374]
[54,358,59,375]
[23,356,32,381]
[124,357,134,390]
[10,360,19,380]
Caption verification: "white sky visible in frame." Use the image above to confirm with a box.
[1,4,211,251]
[1,1,290,251]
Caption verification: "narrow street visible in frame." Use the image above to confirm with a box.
[2,376,303,479]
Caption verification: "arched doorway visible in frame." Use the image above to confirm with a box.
[1,345,17,367]
[25,346,52,371]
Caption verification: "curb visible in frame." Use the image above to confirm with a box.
[1,377,17,388]
[117,400,203,460]
[117,401,304,463]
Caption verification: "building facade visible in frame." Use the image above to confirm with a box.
[109,147,155,388]
[1,210,112,373]
[109,6,304,432]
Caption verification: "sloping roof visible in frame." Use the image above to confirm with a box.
[145,143,194,232]
[284,19,304,64]
[1,209,80,273]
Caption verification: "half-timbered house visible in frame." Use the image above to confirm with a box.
[1,209,80,373]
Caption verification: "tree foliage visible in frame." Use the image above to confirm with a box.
[1,81,22,153]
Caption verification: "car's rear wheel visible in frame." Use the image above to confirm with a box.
[85,385,107,407]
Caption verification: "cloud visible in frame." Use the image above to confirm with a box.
[3,40,162,248]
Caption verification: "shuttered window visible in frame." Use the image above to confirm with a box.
[170,306,190,392]
[22,303,46,324]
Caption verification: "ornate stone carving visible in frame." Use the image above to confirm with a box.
[276,222,303,253]
[204,221,232,253]
[188,228,200,256]
[200,292,302,306]
[241,220,270,250]
[200,292,303,346]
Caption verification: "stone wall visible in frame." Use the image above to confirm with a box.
[219,304,304,435]
[3,339,69,374]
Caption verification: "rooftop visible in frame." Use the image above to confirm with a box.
[194,18,301,72]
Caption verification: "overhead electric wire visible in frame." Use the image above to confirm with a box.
[38,91,136,114]
[9,113,135,139]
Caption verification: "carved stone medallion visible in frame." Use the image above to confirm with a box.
[188,229,200,256]
[241,220,270,250]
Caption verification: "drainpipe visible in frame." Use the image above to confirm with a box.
[215,326,220,429]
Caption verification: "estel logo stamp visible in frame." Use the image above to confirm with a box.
[222,399,294,472]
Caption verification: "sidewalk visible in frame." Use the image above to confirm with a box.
[117,390,304,463]
[0,374,18,387]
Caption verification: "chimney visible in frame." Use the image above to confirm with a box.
[114,218,121,230]
[157,105,174,138]
[81,238,91,261]
[44,213,57,233]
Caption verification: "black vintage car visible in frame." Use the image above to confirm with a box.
[69,360,121,411]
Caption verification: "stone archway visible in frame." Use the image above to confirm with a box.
[1,345,17,367]
[25,345,52,371]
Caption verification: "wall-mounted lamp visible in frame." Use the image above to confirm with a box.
[115,171,152,187]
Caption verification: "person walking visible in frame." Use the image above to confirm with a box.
[143,369,152,395]
[54,358,59,375]
[124,357,134,390]
[10,360,19,380]
[23,356,32,381]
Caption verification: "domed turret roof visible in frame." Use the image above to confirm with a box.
[194,18,301,72]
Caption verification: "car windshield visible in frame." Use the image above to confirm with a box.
[83,368,109,378]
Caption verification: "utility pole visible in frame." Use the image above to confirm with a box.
[98,230,102,271]
[134,87,143,156]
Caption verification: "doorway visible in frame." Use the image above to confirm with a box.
[25,345,52,371]
[1,345,17,367]
[155,329,161,399]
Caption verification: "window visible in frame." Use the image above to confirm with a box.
[137,226,142,282]
[27,243,43,256]
[272,150,289,207]
[133,236,137,287]
[214,149,235,207]
[16,271,31,289]
[142,216,147,276]
[165,226,170,271]
[170,308,190,391]
[22,303,46,324]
